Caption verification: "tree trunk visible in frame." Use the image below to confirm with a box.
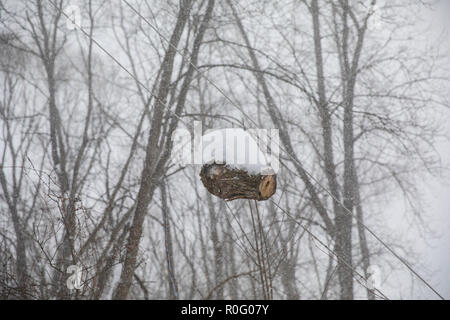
[112,2,191,299]
[207,193,224,299]
[161,182,178,299]
[113,0,215,299]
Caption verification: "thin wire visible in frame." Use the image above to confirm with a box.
[271,200,389,300]
[122,0,445,300]
[47,0,189,130]
[45,0,443,300]
[224,197,388,300]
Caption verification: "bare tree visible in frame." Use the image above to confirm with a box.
[0,0,447,301]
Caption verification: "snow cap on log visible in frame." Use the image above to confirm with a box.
[200,128,277,201]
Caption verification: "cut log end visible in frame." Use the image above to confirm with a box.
[259,175,276,199]
[200,163,277,201]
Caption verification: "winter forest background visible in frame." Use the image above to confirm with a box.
[0,0,449,300]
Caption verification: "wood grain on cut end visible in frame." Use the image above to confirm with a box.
[259,174,276,200]
[200,163,277,201]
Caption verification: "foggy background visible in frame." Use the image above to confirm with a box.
[0,0,449,300]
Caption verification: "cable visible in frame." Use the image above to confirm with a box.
[270,200,389,300]
[121,0,445,300]
[47,0,190,130]
[46,0,444,299]
[223,197,389,299]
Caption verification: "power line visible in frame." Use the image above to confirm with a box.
[121,0,445,299]
[224,198,390,300]
[270,200,389,300]
[46,0,444,300]
[47,0,190,130]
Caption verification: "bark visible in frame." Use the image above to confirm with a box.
[227,0,335,237]
[206,192,224,299]
[227,219,238,299]
[30,0,76,299]
[200,163,277,201]
[112,1,192,299]
[113,0,215,299]
[353,170,376,300]
[269,202,300,299]
[336,0,370,299]
[0,50,29,297]
[161,182,178,299]
[0,170,28,298]
[310,0,341,215]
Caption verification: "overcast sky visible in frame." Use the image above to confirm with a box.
[382,136,450,299]
[381,1,450,299]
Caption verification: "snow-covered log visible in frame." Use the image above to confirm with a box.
[198,127,277,201]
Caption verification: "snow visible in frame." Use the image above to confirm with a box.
[201,128,273,175]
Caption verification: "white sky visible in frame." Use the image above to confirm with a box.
[363,1,450,300]
[381,137,450,299]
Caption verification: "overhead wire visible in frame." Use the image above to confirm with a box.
[120,0,444,300]
[47,0,443,299]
